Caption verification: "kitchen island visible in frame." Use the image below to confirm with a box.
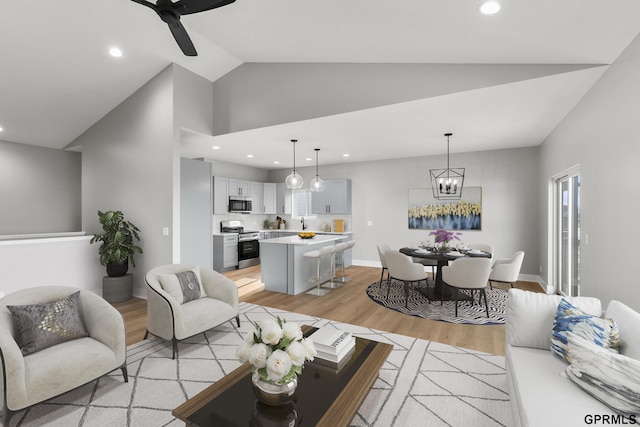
[260,234,348,295]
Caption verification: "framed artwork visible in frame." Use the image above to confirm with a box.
[408,187,482,230]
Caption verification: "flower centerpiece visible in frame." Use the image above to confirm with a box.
[236,317,316,406]
[429,228,462,253]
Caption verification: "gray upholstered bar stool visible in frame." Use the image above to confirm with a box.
[333,240,356,283]
[304,245,336,296]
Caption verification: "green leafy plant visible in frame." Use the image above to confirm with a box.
[90,210,143,267]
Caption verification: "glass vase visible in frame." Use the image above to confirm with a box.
[251,372,298,406]
[438,242,450,253]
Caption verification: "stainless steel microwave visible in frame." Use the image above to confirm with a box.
[228,196,252,213]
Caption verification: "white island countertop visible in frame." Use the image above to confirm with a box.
[260,234,347,246]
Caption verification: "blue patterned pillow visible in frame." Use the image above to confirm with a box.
[551,298,619,363]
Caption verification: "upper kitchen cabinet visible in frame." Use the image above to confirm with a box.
[213,176,229,214]
[311,179,352,214]
[250,181,263,214]
[276,183,292,215]
[263,183,277,215]
[228,179,249,197]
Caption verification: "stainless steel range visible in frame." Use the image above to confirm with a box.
[220,220,261,269]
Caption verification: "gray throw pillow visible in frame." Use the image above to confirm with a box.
[158,267,205,304]
[7,291,89,355]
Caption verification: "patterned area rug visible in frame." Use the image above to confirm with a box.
[10,303,511,427]
[366,279,508,325]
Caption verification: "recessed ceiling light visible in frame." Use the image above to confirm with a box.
[211,146,220,150]
[109,47,123,58]
[0,126,3,132]
[343,153,350,157]
[479,1,501,14]
[273,161,280,165]
[305,157,312,161]
[247,154,254,158]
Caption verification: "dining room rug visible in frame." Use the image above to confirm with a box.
[366,279,508,325]
[9,302,511,427]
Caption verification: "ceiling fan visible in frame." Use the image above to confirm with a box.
[131,0,236,56]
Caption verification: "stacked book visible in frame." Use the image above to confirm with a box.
[310,327,356,370]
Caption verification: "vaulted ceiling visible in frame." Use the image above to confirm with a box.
[2,1,640,168]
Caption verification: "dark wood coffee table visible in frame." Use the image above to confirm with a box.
[173,325,393,426]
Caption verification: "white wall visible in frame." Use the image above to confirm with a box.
[540,33,640,310]
[269,146,540,277]
[75,65,176,298]
[0,140,81,235]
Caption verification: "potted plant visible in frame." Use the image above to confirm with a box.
[90,210,143,277]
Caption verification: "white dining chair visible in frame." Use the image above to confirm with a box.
[467,243,495,256]
[441,257,493,317]
[376,244,391,286]
[385,250,430,307]
[489,251,525,289]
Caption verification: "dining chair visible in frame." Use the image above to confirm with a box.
[489,251,525,289]
[376,244,391,286]
[441,257,493,317]
[385,250,430,307]
[467,243,495,256]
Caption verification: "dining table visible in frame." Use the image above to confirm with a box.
[399,247,492,301]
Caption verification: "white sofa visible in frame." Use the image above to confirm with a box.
[505,289,640,426]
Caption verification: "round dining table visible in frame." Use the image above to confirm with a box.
[399,247,492,301]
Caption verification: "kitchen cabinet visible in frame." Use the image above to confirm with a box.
[263,183,277,214]
[228,179,249,197]
[250,181,263,214]
[213,234,238,272]
[276,183,292,214]
[213,176,229,214]
[311,179,352,214]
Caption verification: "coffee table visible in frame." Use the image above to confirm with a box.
[173,325,393,426]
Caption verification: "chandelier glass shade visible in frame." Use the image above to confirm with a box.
[285,139,304,189]
[429,133,465,200]
[310,148,325,192]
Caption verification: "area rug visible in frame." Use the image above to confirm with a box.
[10,302,511,427]
[366,279,508,325]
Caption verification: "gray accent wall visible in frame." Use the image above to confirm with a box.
[268,146,540,277]
[540,32,640,310]
[0,140,80,234]
[75,65,176,297]
[211,63,601,135]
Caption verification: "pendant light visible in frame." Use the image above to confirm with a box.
[310,148,325,192]
[429,133,465,200]
[285,139,303,189]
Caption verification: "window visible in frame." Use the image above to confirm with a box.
[551,166,581,296]
[291,190,313,219]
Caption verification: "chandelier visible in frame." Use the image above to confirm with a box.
[429,133,465,200]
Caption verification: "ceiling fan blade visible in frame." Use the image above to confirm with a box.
[163,13,198,56]
[173,0,236,15]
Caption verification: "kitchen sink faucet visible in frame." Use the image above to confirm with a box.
[301,217,307,230]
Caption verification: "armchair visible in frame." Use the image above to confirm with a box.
[489,251,525,289]
[441,258,493,317]
[0,286,127,426]
[144,264,239,359]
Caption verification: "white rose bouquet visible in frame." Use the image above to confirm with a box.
[236,317,317,384]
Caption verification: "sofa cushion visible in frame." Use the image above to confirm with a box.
[158,267,206,304]
[506,289,601,350]
[605,300,640,360]
[564,333,640,417]
[551,298,619,363]
[7,291,89,355]
[506,344,614,426]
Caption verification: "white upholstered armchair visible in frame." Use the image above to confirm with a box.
[489,251,525,289]
[144,264,239,359]
[442,258,493,317]
[0,286,127,426]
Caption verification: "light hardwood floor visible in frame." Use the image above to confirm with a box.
[114,265,542,356]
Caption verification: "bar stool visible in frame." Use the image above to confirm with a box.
[333,240,356,283]
[304,245,335,296]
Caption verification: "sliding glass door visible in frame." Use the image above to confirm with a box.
[554,168,581,296]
